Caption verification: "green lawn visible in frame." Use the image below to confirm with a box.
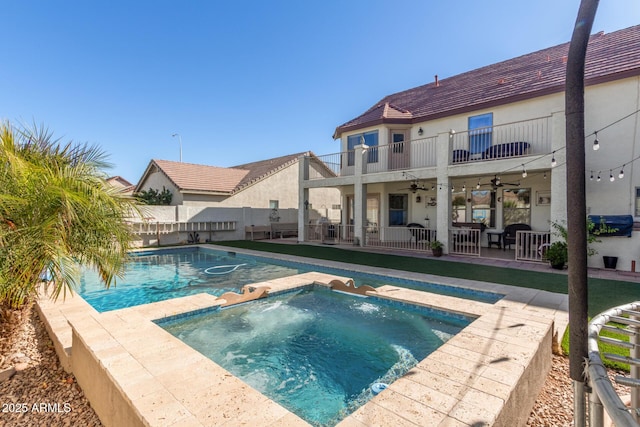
[214,240,639,317]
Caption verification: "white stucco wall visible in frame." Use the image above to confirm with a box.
[329,75,640,270]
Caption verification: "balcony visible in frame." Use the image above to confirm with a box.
[306,116,553,181]
[307,136,437,180]
[450,116,552,165]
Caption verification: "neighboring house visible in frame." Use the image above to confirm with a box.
[300,25,640,271]
[135,151,340,218]
[106,176,135,196]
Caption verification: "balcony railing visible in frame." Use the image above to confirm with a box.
[450,116,552,164]
[364,137,437,174]
[308,152,355,180]
[307,137,437,180]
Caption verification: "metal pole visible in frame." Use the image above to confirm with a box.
[565,1,599,426]
[172,133,183,162]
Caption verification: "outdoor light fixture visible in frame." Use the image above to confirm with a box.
[593,131,600,151]
[418,127,424,136]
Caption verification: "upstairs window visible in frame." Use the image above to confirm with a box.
[468,113,493,155]
[347,130,379,165]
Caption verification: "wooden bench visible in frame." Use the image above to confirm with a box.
[270,222,298,239]
[245,225,271,240]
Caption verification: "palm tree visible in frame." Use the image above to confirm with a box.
[0,122,139,308]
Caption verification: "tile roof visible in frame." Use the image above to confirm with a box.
[137,152,309,195]
[230,152,308,190]
[334,25,640,138]
[150,160,249,193]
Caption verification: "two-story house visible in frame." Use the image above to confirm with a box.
[299,25,640,271]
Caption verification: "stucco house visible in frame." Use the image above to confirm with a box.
[135,151,340,218]
[106,176,135,196]
[300,25,640,271]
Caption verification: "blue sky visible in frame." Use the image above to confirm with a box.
[2,1,638,183]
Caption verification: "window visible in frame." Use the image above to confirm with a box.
[471,190,496,228]
[502,188,531,226]
[388,194,408,226]
[347,130,379,165]
[269,200,279,210]
[451,192,467,223]
[468,113,493,155]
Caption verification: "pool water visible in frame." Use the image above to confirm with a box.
[159,286,471,426]
[78,247,502,312]
[79,249,303,312]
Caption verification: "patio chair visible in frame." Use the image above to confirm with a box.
[502,223,531,250]
[406,223,429,242]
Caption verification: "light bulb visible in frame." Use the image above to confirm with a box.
[593,132,600,151]
[551,152,557,167]
[619,166,625,179]
[597,172,601,182]
[609,170,615,182]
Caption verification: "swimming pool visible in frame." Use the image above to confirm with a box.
[78,246,502,312]
[158,285,473,426]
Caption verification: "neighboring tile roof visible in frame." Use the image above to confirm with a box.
[149,160,249,193]
[334,25,640,138]
[230,152,308,191]
[136,152,309,195]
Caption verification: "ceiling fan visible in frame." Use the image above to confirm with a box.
[479,175,520,190]
[399,181,427,193]
[400,172,428,193]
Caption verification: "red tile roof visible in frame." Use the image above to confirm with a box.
[334,25,640,138]
[136,152,309,195]
[150,160,249,193]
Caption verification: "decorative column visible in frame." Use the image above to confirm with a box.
[352,144,368,246]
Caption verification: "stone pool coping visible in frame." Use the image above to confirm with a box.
[36,245,568,426]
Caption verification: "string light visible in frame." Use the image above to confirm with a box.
[609,169,615,182]
[476,179,481,189]
[462,182,466,192]
[593,131,600,151]
[619,165,625,179]
[590,171,594,180]
[521,164,527,178]
[551,151,557,167]
[597,171,601,182]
